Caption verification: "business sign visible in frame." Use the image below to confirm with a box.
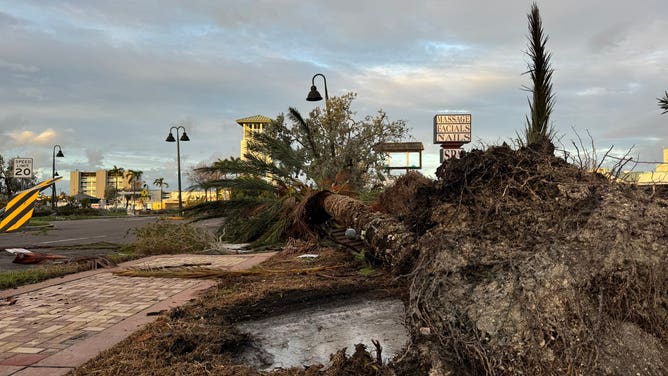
[12,158,33,178]
[433,114,471,144]
[440,148,464,163]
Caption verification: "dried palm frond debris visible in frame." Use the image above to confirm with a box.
[113,265,344,279]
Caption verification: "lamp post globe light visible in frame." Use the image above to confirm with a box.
[51,145,64,208]
[165,125,190,212]
[306,73,329,104]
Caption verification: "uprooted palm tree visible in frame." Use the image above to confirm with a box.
[190,93,409,246]
[191,140,313,246]
[522,2,556,148]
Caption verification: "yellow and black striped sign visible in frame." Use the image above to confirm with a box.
[0,177,62,233]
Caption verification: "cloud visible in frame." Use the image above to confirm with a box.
[587,24,629,53]
[7,128,57,145]
[0,59,39,73]
[0,10,23,28]
[0,0,665,188]
[85,148,104,168]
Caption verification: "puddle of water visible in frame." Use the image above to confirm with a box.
[237,297,409,370]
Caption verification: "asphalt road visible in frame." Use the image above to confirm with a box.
[0,216,160,272]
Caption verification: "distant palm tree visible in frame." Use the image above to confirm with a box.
[107,165,125,208]
[127,170,142,190]
[126,169,143,209]
[107,166,125,190]
[153,178,168,209]
[659,91,668,114]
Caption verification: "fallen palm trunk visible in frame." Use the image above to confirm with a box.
[303,190,419,273]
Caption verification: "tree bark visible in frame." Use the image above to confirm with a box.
[304,191,418,273]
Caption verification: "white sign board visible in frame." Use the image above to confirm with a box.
[433,114,472,144]
[12,158,34,178]
[440,148,464,163]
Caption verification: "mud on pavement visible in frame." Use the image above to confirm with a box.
[70,243,408,376]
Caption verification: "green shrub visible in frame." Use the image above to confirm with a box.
[129,221,214,255]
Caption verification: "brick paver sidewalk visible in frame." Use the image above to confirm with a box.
[0,253,274,376]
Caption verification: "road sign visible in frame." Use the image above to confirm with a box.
[141,188,149,198]
[12,158,33,178]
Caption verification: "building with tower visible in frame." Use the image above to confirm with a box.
[236,115,272,160]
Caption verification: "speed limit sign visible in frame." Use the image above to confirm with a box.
[12,158,34,178]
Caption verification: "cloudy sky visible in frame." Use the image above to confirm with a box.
[0,0,666,194]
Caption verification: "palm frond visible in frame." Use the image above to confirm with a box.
[250,130,305,171]
[242,149,286,178]
[659,91,668,114]
[197,157,252,176]
[523,2,555,146]
[186,197,275,219]
[223,199,286,245]
[288,107,320,159]
[203,176,277,194]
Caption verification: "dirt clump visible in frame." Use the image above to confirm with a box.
[372,171,433,220]
[400,144,667,375]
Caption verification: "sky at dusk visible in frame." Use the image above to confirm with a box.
[0,0,666,194]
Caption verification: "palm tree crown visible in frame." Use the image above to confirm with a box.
[659,91,668,114]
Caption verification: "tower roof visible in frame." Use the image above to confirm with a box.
[235,115,272,126]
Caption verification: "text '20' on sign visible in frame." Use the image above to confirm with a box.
[13,158,34,178]
[433,114,472,144]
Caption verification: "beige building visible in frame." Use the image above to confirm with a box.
[69,170,130,199]
[160,190,229,210]
[619,148,668,185]
[69,169,227,210]
[236,115,272,160]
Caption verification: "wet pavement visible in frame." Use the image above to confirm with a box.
[237,297,409,370]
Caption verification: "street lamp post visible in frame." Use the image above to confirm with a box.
[51,145,64,208]
[141,183,149,210]
[306,73,329,110]
[165,126,190,212]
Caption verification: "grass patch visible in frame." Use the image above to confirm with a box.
[27,217,52,227]
[0,248,140,291]
[56,241,124,250]
[0,264,90,290]
[107,249,142,264]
